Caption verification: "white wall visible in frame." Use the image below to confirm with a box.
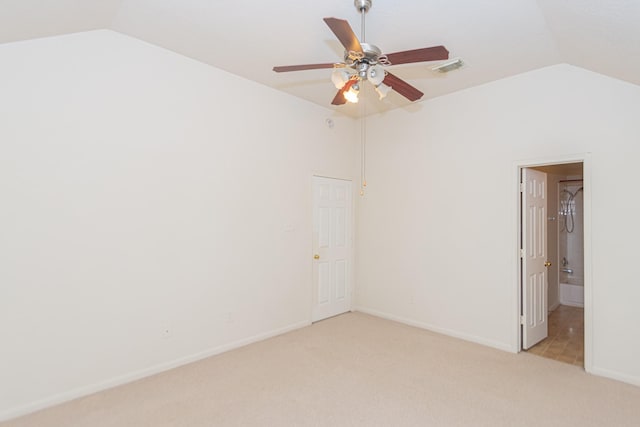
[355,64,640,385]
[0,30,357,420]
[2,31,638,419]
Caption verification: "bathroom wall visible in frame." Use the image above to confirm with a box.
[546,173,562,310]
[534,165,583,311]
[558,177,585,307]
[559,180,584,286]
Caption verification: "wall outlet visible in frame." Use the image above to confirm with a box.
[162,328,171,339]
[224,312,233,324]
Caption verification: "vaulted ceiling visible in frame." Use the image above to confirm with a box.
[2,0,639,117]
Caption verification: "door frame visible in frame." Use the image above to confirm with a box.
[513,154,593,373]
[310,173,356,322]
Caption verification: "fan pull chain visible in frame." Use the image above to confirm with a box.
[358,1,368,196]
[360,88,367,196]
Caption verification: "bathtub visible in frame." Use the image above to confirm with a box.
[559,280,584,307]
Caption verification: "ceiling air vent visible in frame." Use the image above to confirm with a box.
[432,58,464,73]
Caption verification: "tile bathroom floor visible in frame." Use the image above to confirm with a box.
[527,304,584,367]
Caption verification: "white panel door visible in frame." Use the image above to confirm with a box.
[522,168,549,349]
[312,176,352,322]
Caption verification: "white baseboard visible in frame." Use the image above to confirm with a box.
[0,320,311,423]
[588,366,640,388]
[355,307,640,389]
[354,306,512,353]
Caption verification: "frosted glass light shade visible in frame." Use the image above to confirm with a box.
[374,82,391,99]
[331,69,351,89]
[367,65,385,86]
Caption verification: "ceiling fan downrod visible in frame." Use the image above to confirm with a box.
[354,0,371,42]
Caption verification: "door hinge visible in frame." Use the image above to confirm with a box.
[520,315,525,325]
[520,248,525,258]
[520,182,526,193]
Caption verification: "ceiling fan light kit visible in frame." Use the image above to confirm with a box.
[272,0,453,105]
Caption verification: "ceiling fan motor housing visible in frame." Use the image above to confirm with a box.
[345,43,382,79]
[345,42,381,61]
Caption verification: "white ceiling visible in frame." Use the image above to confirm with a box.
[2,0,639,117]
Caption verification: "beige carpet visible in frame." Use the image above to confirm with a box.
[4,312,640,427]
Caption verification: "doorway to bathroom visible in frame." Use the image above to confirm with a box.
[517,157,591,369]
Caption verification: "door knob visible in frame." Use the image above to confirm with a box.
[544,261,552,267]
[314,254,320,260]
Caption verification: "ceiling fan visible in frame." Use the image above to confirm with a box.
[272,0,450,105]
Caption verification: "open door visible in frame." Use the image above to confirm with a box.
[521,168,549,349]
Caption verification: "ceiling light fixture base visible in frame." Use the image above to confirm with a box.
[354,0,372,13]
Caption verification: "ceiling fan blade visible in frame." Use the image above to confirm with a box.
[323,17,363,54]
[331,90,348,106]
[385,46,449,65]
[383,72,424,102]
[273,63,337,72]
[331,79,356,105]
